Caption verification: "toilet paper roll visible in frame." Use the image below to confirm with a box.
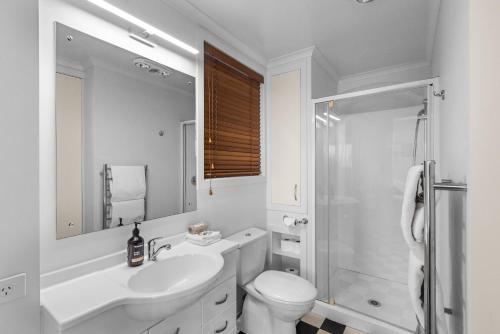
[285,267,299,276]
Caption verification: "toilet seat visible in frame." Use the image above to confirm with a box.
[254,270,317,305]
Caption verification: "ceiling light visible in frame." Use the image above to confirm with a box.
[86,0,199,55]
[356,0,374,3]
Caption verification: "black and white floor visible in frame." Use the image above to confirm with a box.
[239,312,365,334]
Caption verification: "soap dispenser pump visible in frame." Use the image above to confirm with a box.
[128,222,144,267]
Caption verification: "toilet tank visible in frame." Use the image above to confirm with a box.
[227,228,268,286]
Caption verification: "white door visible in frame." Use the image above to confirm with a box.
[183,122,197,212]
[56,73,83,238]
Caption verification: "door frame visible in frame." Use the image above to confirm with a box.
[180,120,196,213]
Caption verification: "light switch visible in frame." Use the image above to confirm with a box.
[0,273,26,305]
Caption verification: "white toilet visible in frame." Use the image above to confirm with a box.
[228,228,317,334]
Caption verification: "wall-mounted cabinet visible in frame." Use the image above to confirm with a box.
[265,47,338,281]
[267,61,308,213]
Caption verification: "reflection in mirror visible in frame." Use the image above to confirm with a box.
[55,23,196,239]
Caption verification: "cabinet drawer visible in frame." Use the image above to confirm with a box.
[202,276,236,323]
[148,302,201,334]
[202,302,236,334]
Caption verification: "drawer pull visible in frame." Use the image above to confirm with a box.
[214,293,228,305]
[214,321,228,333]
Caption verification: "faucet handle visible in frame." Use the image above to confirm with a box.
[148,237,162,249]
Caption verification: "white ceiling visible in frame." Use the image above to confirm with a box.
[170,0,438,78]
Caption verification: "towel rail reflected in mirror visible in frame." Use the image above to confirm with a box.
[54,22,196,239]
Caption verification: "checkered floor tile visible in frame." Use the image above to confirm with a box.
[239,312,365,334]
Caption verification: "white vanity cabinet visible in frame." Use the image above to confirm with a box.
[41,241,239,334]
[147,302,202,334]
[146,277,237,334]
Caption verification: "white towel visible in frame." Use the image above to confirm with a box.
[408,252,450,334]
[401,165,425,261]
[408,251,425,326]
[110,199,145,227]
[185,231,221,246]
[110,165,146,202]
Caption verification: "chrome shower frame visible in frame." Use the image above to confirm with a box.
[309,78,447,334]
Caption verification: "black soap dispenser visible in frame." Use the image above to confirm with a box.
[128,222,144,267]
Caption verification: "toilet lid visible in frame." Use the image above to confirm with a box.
[254,270,317,304]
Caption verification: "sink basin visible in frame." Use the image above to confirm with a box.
[124,252,224,321]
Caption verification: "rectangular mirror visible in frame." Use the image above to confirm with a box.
[55,23,196,239]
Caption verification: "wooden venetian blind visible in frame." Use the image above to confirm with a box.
[204,42,264,179]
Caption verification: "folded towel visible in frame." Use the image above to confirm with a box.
[186,231,221,246]
[401,165,425,261]
[110,165,146,202]
[110,199,145,227]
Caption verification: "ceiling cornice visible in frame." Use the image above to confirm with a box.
[162,0,267,68]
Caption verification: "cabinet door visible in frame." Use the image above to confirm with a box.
[148,302,202,334]
[269,65,306,212]
[202,302,236,334]
[202,277,236,323]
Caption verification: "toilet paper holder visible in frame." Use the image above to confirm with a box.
[283,215,308,226]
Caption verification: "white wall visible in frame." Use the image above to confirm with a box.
[311,56,338,99]
[469,1,500,333]
[40,0,266,274]
[83,64,195,232]
[431,0,469,332]
[332,106,424,285]
[0,1,40,333]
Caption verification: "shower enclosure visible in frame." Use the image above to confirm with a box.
[313,80,436,332]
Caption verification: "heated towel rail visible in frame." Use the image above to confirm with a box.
[102,164,148,229]
[423,160,467,334]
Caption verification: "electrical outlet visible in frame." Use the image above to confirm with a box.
[0,273,26,304]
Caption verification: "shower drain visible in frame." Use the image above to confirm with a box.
[367,299,382,308]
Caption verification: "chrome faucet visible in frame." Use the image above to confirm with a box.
[147,237,172,261]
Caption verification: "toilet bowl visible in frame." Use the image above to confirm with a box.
[227,228,317,334]
[241,271,316,334]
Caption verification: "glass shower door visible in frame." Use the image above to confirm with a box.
[315,86,429,331]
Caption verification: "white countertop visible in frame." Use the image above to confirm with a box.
[40,239,238,331]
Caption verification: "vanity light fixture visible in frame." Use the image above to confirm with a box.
[129,33,157,48]
[86,0,199,55]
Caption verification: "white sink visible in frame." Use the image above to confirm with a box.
[124,252,224,321]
